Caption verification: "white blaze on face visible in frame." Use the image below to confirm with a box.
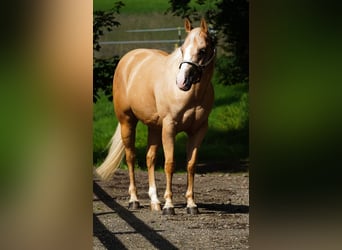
[176,42,194,89]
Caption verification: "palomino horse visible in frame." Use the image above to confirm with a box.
[96,18,215,215]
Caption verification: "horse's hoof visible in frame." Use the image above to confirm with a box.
[151,203,161,211]
[128,201,140,210]
[187,206,199,215]
[162,207,176,215]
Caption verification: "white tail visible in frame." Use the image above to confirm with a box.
[95,124,125,180]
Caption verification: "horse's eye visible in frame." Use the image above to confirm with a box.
[199,48,206,57]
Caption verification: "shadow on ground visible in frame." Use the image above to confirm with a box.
[93,181,178,250]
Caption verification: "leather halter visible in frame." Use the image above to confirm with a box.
[179,49,216,72]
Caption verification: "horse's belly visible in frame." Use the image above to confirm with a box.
[136,110,162,127]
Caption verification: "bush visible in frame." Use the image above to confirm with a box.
[213,54,248,85]
[93,1,124,102]
[93,56,120,102]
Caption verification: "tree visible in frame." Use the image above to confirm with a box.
[93,1,124,52]
[167,0,249,85]
[93,1,124,101]
[215,0,249,84]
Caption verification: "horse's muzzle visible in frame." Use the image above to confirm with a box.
[176,77,193,91]
[176,63,202,91]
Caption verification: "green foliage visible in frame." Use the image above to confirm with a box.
[93,1,124,51]
[166,0,217,19]
[93,56,119,101]
[215,0,249,84]
[93,1,123,102]
[94,0,211,13]
[167,0,192,18]
[213,54,248,85]
[119,0,170,13]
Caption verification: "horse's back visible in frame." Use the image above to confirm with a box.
[113,49,168,125]
[114,48,167,88]
[117,48,167,72]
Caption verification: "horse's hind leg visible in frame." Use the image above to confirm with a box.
[120,119,139,209]
[146,127,162,211]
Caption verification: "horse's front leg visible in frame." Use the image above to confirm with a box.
[186,121,208,214]
[161,118,176,215]
[146,127,162,211]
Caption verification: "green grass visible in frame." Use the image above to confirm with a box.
[94,0,215,13]
[93,83,249,171]
[94,0,168,12]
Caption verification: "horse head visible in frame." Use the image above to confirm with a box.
[176,18,215,91]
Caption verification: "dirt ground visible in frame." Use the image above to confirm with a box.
[93,167,249,249]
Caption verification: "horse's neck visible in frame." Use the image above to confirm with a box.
[191,69,213,101]
[166,48,182,72]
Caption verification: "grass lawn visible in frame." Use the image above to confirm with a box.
[94,0,169,12]
[94,0,215,13]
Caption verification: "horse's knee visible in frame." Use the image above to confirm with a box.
[146,151,156,167]
[164,161,175,173]
[187,161,196,173]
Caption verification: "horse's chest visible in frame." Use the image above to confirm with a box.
[179,106,206,128]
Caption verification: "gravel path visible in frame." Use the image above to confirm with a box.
[93,169,249,249]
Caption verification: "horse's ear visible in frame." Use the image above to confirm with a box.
[200,18,208,33]
[184,18,192,33]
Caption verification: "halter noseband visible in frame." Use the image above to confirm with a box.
[179,48,216,71]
